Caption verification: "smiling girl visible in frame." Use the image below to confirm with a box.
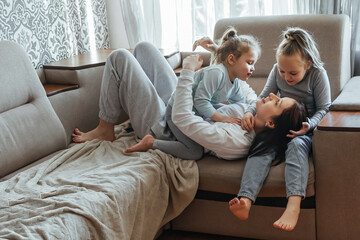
[230,27,331,231]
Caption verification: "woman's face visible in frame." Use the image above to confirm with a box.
[277,53,311,86]
[256,93,296,123]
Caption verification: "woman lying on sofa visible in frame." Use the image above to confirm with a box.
[72,41,306,164]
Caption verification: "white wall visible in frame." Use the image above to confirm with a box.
[105,0,130,49]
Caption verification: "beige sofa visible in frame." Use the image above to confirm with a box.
[168,14,360,240]
[0,42,198,239]
[0,14,359,240]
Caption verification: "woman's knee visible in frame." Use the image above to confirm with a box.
[134,41,157,58]
[108,49,132,65]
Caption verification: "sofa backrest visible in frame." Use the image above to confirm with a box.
[213,14,351,101]
[0,41,67,178]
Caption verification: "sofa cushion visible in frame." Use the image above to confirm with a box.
[330,76,360,110]
[0,41,66,178]
[196,155,315,198]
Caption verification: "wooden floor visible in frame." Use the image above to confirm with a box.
[157,230,256,240]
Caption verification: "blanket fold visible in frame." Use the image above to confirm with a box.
[0,123,199,240]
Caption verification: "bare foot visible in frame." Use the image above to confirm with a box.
[72,120,115,143]
[273,196,301,231]
[229,197,252,220]
[125,134,155,153]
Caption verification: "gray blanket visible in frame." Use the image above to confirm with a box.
[0,123,199,239]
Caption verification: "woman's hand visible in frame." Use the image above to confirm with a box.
[183,54,203,72]
[287,122,311,138]
[193,36,218,52]
[240,112,255,132]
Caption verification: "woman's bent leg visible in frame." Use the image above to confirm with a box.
[133,41,178,105]
[99,49,166,139]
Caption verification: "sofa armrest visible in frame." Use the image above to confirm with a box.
[180,51,212,66]
[313,111,360,239]
[173,51,211,76]
[330,76,360,110]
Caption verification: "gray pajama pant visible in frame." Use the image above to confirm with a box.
[238,134,312,202]
[98,41,203,160]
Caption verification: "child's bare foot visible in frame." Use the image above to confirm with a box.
[273,196,301,231]
[72,120,116,143]
[229,197,252,220]
[125,134,155,153]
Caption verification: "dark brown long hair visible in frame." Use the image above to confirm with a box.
[248,99,308,161]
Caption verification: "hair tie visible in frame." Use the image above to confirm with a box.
[285,33,294,41]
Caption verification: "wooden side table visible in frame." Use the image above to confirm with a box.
[313,110,360,239]
[317,111,360,132]
[43,49,113,96]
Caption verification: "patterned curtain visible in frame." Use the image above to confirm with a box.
[0,0,109,69]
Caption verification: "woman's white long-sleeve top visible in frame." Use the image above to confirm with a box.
[172,69,256,160]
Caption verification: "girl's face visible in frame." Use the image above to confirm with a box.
[277,53,311,86]
[256,93,296,127]
[227,49,258,82]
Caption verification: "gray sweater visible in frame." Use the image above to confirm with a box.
[247,63,331,130]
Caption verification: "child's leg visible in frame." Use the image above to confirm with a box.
[124,134,155,153]
[229,197,252,220]
[274,135,312,231]
[152,106,204,160]
[273,195,301,231]
[125,106,204,160]
[152,123,203,160]
[230,151,275,220]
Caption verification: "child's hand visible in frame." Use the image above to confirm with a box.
[287,122,311,138]
[211,112,241,125]
[193,37,218,52]
[240,112,255,132]
[183,54,203,71]
[221,116,242,125]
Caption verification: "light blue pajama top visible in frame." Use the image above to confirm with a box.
[168,63,257,118]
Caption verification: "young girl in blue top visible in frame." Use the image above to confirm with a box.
[125,27,261,160]
[229,27,331,231]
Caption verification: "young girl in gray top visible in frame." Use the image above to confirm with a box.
[229,27,331,231]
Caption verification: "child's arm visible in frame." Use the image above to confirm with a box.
[229,81,258,131]
[210,111,242,125]
[193,36,219,52]
[308,70,331,128]
[287,70,331,137]
[193,69,223,119]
